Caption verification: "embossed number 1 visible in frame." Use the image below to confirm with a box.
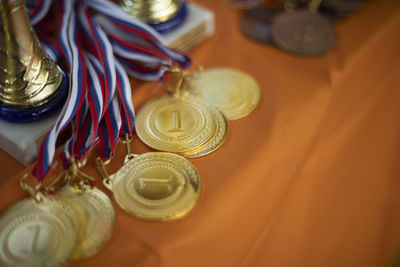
[169,110,182,132]
[138,176,173,193]
[23,225,41,253]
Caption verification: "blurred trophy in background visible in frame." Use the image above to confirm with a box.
[121,0,187,34]
[121,0,184,24]
[0,0,67,123]
[120,0,215,52]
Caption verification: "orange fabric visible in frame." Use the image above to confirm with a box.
[1,0,400,266]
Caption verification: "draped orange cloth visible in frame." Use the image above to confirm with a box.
[1,0,400,266]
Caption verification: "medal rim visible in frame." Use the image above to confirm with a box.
[54,186,115,260]
[180,104,229,158]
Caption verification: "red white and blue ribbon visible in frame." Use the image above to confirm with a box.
[34,0,87,181]
[115,60,135,138]
[88,54,116,113]
[98,93,122,159]
[78,3,116,114]
[82,57,104,148]
[96,60,134,160]
[94,18,170,81]
[60,56,104,166]
[87,0,191,80]
[60,0,117,166]
[32,0,193,181]
[27,0,53,25]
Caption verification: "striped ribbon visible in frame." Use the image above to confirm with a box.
[87,0,191,80]
[98,93,122,159]
[115,59,135,138]
[34,0,87,181]
[87,53,121,160]
[27,0,53,25]
[60,1,117,167]
[62,57,104,164]
[78,3,116,115]
[32,0,192,181]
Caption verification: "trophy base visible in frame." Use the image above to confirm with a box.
[0,73,68,123]
[150,1,188,34]
[0,73,68,166]
[0,112,60,166]
[163,2,214,52]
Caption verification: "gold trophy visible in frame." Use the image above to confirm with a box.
[0,0,67,123]
[121,0,186,33]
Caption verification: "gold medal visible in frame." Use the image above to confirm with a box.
[181,103,228,158]
[135,94,217,154]
[102,152,201,221]
[186,68,261,120]
[54,185,115,260]
[0,197,77,266]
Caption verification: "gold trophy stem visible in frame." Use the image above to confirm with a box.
[1,4,16,84]
[0,0,62,107]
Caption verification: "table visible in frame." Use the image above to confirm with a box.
[1,0,400,266]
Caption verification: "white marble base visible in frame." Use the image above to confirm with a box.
[0,113,59,166]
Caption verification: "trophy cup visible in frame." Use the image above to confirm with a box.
[0,0,67,123]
